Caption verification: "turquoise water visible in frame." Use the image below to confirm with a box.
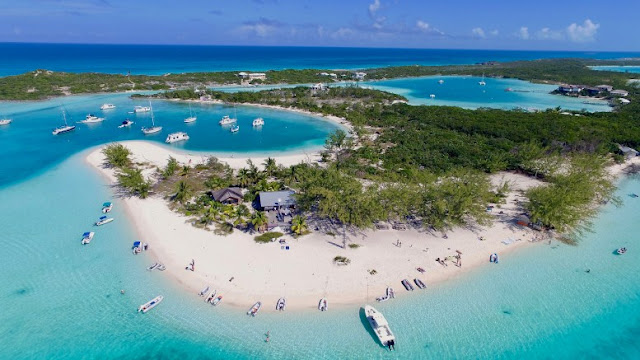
[590,66,640,74]
[361,76,612,112]
[0,93,340,186]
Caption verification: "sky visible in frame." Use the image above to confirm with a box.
[0,0,638,51]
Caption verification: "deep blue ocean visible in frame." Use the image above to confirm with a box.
[1,43,640,76]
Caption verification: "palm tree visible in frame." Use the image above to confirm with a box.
[251,211,268,232]
[263,157,277,177]
[180,165,191,176]
[200,206,216,229]
[236,168,251,187]
[173,180,193,204]
[234,204,250,227]
[290,215,308,235]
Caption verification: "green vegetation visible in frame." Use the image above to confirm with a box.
[333,256,351,265]
[116,167,151,199]
[102,143,131,168]
[254,231,284,243]
[348,243,361,249]
[290,215,309,236]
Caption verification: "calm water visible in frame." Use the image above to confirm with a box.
[1,43,640,76]
[361,76,612,112]
[590,66,640,73]
[0,93,340,186]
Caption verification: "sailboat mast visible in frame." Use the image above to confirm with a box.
[149,101,155,127]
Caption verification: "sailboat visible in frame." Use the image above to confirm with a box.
[184,103,196,123]
[52,108,76,135]
[0,116,12,125]
[478,73,486,86]
[141,102,162,135]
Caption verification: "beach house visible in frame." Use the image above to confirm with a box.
[237,72,267,81]
[258,190,296,211]
[311,83,327,92]
[610,89,629,97]
[209,187,244,205]
[597,85,613,92]
[557,85,583,94]
[353,72,367,81]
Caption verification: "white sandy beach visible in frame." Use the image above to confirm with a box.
[85,141,556,311]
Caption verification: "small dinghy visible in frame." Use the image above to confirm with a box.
[414,278,426,289]
[247,302,262,317]
[212,295,223,306]
[616,247,627,255]
[95,216,114,226]
[401,279,414,291]
[81,231,94,245]
[489,253,499,263]
[156,263,165,271]
[101,202,113,213]
[276,297,286,311]
[318,298,328,311]
[132,241,142,254]
[147,263,159,271]
[199,286,210,297]
[138,295,163,313]
[205,289,217,303]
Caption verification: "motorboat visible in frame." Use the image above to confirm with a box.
[147,263,159,271]
[0,118,12,125]
[81,231,94,245]
[276,297,286,311]
[132,241,142,254]
[401,279,414,291]
[252,117,264,127]
[247,302,262,317]
[212,295,223,306]
[617,247,627,255]
[78,114,105,124]
[138,295,163,313]
[100,104,116,110]
[118,119,134,128]
[219,115,237,125]
[165,132,189,144]
[134,105,151,113]
[438,79,444,84]
[205,289,217,303]
[156,263,165,271]
[95,215,114,226]
[364,305,396,350]
[199,286,210,297]
[318,297,328,311]
[102,202,113,213]
[184,103,196,123]
[414,278,426,289]
[141,102,162,135]
[430,94,436,99]
[52,109,76,135]
[230,125,239,133]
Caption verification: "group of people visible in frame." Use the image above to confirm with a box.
[435,251,463,268]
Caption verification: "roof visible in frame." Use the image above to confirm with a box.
[211,187,243,202]
[259,190,296,208]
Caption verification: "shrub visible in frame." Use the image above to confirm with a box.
[103,144,131,168]
[254,231,284,243]
[348,243,360,249]
[333,256,351,265]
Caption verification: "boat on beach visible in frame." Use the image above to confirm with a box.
[138,295,163,313]
[0,118,12,125]
[376,287,395,302]
[205,289,217,303]
[414,278,426,289]
[101,202,113,213]
[95,215,114,226]
[212,295,223,306]
[364,305,396,350]
[318,298,328,311]
[100,104,116,110]
[276,297,286,311]
[118,119,134,128]
[78,114,105,124]
[247,302,262,316]
[199,286,210,297]
[165,132,189,144]
[252,117,264,126]
[401,279,414,291]
[81,231,94,245]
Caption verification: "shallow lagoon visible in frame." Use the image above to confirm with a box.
[590,65,640,74]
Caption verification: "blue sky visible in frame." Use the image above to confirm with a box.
[0,0,638,50]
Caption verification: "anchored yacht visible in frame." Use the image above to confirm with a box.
[100,104,116,110]
[252,117,264,127]
[165,132,189,144]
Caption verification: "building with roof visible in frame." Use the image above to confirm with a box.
[238,72,267,81]
[597,85,613,92]
[209,187,244,204]
[558,85,583,94]
[353,72,367,81]
[610,89,629,97]
[258,190,296,211]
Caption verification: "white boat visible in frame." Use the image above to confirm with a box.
[205,289,217,303]
[198,286,210,297]
[118,119,134,128]
[165,132,189,144]
[219,115,237,125]
[79,114,105,124]
[134,105,151,113]
[141,102,162,135]
[81,231,95,245]
[430,94,436,99]
[102,202,113,213]
[230,125,239,133]
[276,297,286,311]
[617,247,627,255]
[318,298,328,311]
[414,278,426,289]
[138,295,163,313]
[479,73,486,86]
[184,104,196,123]
[95,215,114,226]
[438,79,444,84]
[247,302,262,316]
[364,305,396,350]
[401,279,414,291]
[212,295,223,306]
[100,104,116,110]
[252,117,264,127]
[147,263,159,271]
[0,118,12,125]
[52,109,76,135]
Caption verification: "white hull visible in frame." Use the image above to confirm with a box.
[95,217,114,226]
[364,305,396,350]
[247,302,262,316]
[100,104,116,110]
[219,116,237,125]
[134,106,151,113]
[118,120,134,128]
[276,298,286,311]
[138,295,163,313]
[0,119,12,125]
[142,126,162,135]
[165,132,189,143]
[52,125,76,135]
[184,117,197,123]
[318,298,328,311]
[252,118,264,127]
[81,232,95,245]
[212,295,223,306]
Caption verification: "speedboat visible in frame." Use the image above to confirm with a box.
[219,115,236,125]
[205,289,217,303]
[79,114,105,124]
[0,118,12,125]
[95,215,114,226]
[230,125,239,133]
[276,297,286,311]
[364,305,396,350]
[81,231,95,245]
[401,279,414,291]
[165,132,189,144]
[430,94,436,99]
[138,295,163,313]
[199,286,210,297]
[102,202,113,213]
[100,104,116,110]
[247,302,262,317]
[617,247,627,255]
[118,119,134,128]
[414,278,426,289]
[318,298,328,311]
[252,117,264,127]
[134,106,151,113]
[212,295,223,306]
[438,79,444,84]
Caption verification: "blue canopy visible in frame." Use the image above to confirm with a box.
[103,202,112,207]
[99,215,107,220]
[133,241,141,247]
[82,232,91,237]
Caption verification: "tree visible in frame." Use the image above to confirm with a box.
[162,156,179,178]
[263,157,277,177]
[116,167,151,198]
[173,180,193,204]
[290,215,308,235]
[236,168,251,187]
[234,204,250,227]
[102,144,131,168]
[251,211,268,232]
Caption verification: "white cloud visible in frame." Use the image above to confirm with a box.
[416,20,430,31]
[472,27,485,38]
[415,20,445,36]
[368,0,381,18]
[331,27,355,39]
[536,27,564,40]
[567,19,599,42]
[490,29,499,36]
[237,18,284,37]
[518,26,530,40]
